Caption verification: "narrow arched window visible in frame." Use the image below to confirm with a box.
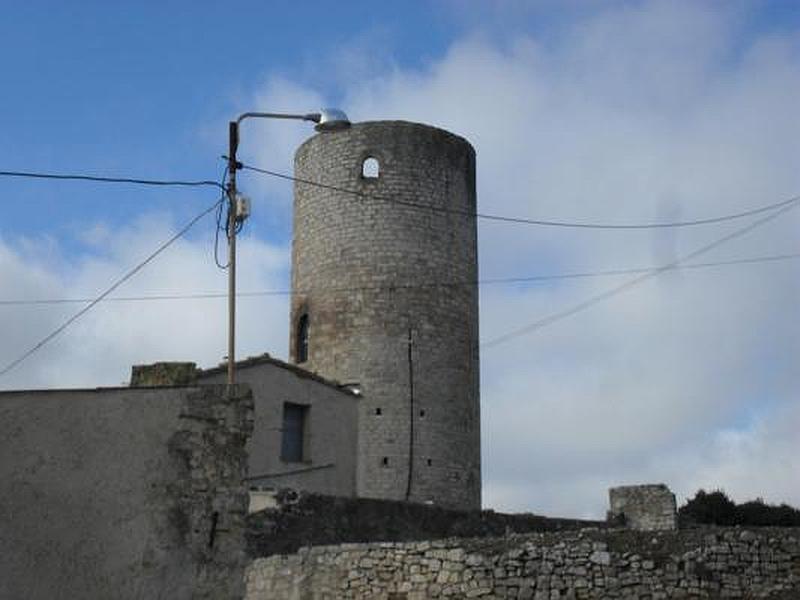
[296,313,309,363]
[362,156,380,179]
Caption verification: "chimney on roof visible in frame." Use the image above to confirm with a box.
[130,362,198,387]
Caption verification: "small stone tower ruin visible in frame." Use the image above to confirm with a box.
[290,121,481,509]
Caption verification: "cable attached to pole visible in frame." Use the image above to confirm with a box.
[236,161,800,230]
[482,197,800,348]
[0,195,225,379]
[0,169,225,190]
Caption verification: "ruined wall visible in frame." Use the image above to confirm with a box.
[0,384,253,600]
[131,361,198,386]
[245,528,800,599]
[609,484,677,531]
[246,491,604,557]
[291,120,481,509]
[199,356,359,498]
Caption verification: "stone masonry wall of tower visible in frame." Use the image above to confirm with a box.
[290,121,481,510]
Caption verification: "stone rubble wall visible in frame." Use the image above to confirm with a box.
[608,484,678,531]
[130,360,199,386]
[171,384,255,599]
[245,528,800,599]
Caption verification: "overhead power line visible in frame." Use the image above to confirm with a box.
[481,198,800,349]
[2,251,797,307]
[0,195,225,379]
[239,162,800,230]
[0,169,225,190]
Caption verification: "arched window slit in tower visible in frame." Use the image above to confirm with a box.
[381,457,389,467]
[362,156,380,179]
[375,407,382,416]
[296,313,309,363]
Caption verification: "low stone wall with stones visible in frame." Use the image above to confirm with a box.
[245,527,800,599]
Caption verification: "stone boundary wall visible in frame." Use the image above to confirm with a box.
[245,527,800,599]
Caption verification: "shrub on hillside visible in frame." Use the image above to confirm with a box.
[680,489,800,527]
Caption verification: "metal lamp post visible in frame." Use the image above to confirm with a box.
[225,109,350,386]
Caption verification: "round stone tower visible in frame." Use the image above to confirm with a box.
[290,120,480,510]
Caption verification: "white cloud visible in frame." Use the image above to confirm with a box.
[684,402,800,504]
[289,2,799,516]
[0,213,290,391]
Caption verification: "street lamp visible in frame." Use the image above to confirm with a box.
[225,108,351,386]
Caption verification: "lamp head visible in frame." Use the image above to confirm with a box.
[307,108,351,132]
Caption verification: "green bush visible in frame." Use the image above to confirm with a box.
[680,489,800,527]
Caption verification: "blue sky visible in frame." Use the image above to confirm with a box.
[1,1,798,517]
[1,1,798,238]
